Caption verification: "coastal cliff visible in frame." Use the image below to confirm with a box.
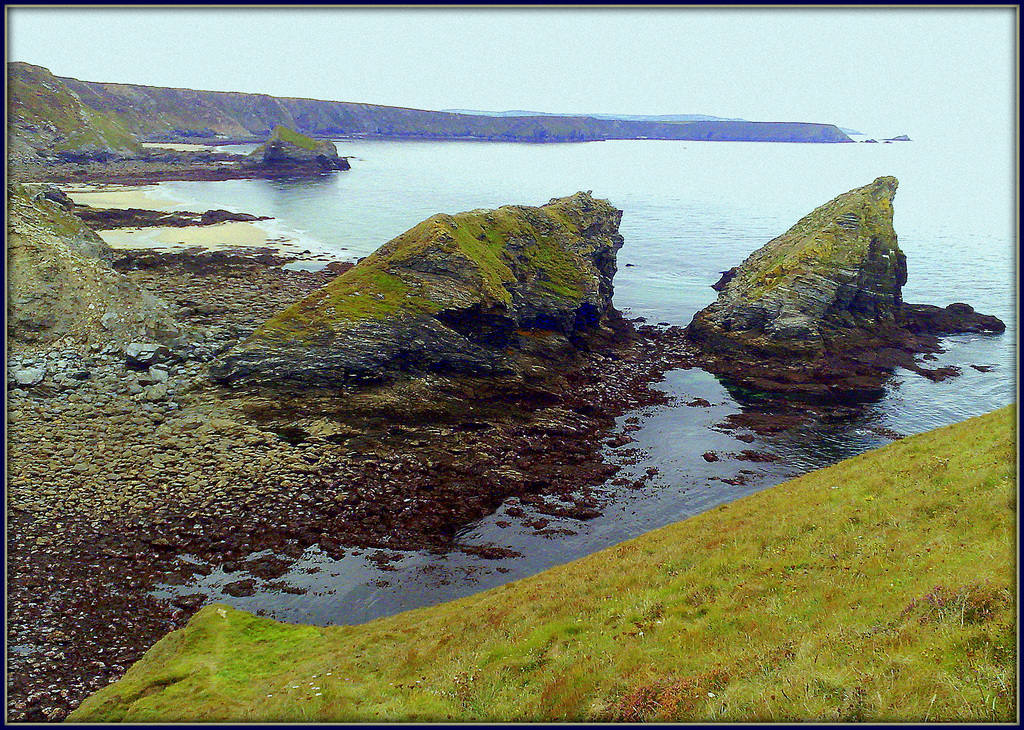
[687,176,1004,393]
[6,62,140,163]
[7,61,853,160]
[210,192,624,386]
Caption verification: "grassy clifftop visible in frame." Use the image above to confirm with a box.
[69,405,1016,723]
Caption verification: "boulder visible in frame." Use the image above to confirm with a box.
[125,342,172,369]
[210,191,624,386]
[13,368,46,387]
[244,125,350,173]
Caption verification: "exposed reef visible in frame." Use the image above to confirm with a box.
[210,191,625,387]
[686,176,1004,395]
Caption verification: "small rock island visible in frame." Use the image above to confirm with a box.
[687,176,1004,394]
[243,125,351,174]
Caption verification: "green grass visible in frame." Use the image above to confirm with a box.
[70,405,1017,723]
[8,63,140,153]
[271,124,320,151]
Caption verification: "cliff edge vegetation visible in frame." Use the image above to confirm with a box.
[69,405,1016,723]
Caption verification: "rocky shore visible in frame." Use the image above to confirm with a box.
[6,178,1006,723]
[6,242,715,722]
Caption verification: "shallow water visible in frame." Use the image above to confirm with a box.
[148,137,1016,625]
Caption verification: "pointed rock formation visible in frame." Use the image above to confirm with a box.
[210,191,625,386]
[244,125,350,173]
[687,176,1003,394]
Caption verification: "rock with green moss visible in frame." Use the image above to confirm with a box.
[686,176,1004,393]
[210,192,624,386]
[688,176,910,357]
[244,125,350,173]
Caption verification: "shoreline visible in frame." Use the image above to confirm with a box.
[4,243,715,721]
[66,184,352,267]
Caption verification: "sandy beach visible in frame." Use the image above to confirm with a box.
[66,185,348,265]
[65,184,184,211]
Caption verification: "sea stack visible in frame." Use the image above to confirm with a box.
[244,124,350,173]
[210,191,625,387]
[687,176,1004,393]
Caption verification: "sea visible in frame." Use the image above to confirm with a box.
[141,135,1017,625]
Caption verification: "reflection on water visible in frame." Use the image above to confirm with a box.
[149,138,1015,626]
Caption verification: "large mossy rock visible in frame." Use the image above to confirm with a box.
[210,191,624,386]
[688,176,908,357]
[686,176,1004,394]
[244,124,350,173]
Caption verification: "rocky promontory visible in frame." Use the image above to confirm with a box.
[211,191,625,387]
[243,125,351,174]
[687,176,1004,394]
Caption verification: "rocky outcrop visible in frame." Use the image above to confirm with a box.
[243,125,350,174]
[73,205,270,229]
[6,62,140,161]
[210,192,624,386]
[687,176,1004,393]
[6,184,180,348]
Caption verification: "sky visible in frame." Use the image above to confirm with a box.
[5,6,1017,141]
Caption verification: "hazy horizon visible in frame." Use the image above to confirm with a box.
[5,6,1017,142]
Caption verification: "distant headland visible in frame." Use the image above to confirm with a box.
[8,60,853,165]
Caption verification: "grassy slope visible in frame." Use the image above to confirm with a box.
[69,405,1017,723]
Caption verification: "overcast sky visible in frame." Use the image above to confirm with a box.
[6,6,1016,140]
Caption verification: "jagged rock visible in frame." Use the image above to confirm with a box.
[689,176,909,358]
[903,303,1005,335]
[686,176,1003,394]
[244,125,350,173]
[72,206,270,230]
[125,342,171,369]
[210,191,624,386]
[6,184,181,348]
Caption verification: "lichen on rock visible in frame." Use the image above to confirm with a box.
[210,191,624,386]
[688,176,909,357]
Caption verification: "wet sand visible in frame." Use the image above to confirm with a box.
[65,184,183,211]
[67,185,347,265]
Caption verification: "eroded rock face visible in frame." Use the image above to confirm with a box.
[210,191,624,386]
[244,125,350,173]
[688,176,908,357]
[6,184,180,348]
[686,176,1004,394]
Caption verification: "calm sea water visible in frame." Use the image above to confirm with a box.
[148,138,1016,624]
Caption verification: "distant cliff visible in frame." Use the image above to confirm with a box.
[8,62,853,157]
